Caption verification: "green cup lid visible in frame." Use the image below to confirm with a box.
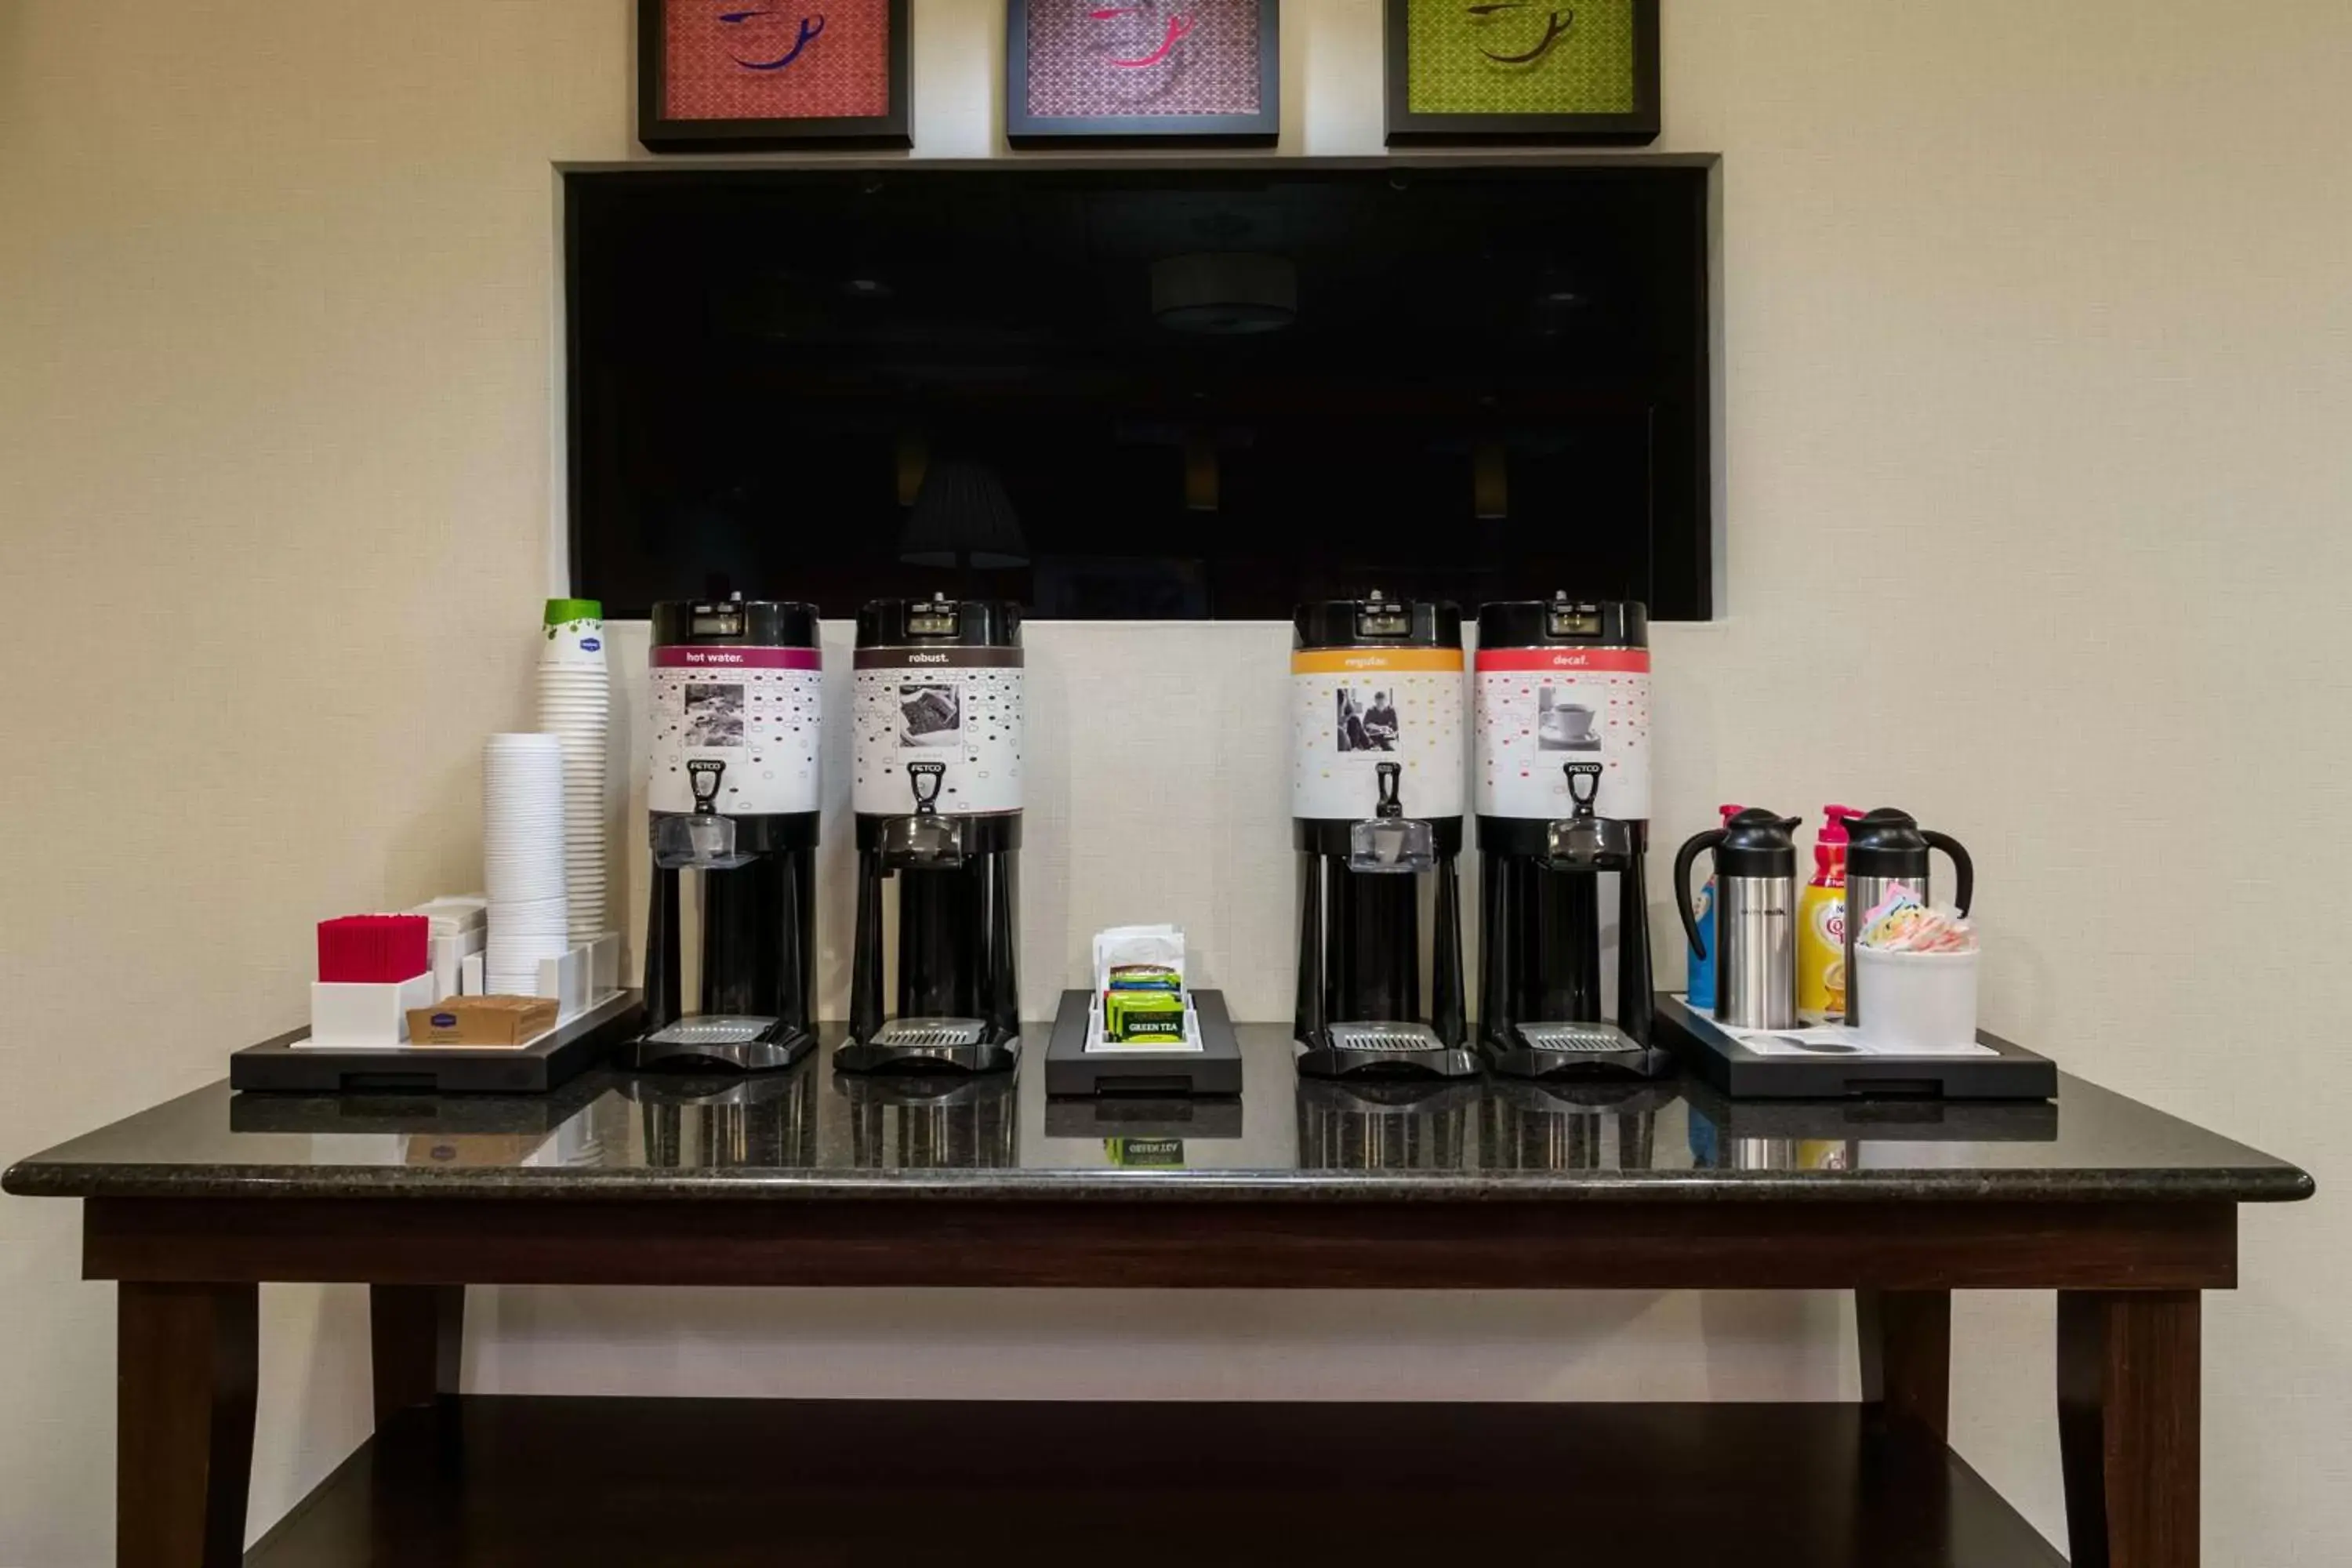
[544,598,603,626]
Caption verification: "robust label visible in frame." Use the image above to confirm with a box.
[1290,648,1465,822]
[647,645,822,816]
[851,647,1025,816]
[1473,646,1650,822]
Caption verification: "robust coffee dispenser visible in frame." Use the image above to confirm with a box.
[1472,597,1669,1079]
[838,596,1024,1075]
[1290,593,1474,1080]
[623,599,822,1072]
[1839,808,1974,1029]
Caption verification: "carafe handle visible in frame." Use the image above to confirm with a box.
[1923,829,1974,916]
[1672,829,1726,959]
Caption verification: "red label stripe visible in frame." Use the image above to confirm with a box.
[1475,648,1650,673]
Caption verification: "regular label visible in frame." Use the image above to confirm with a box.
[1290,648,1465,822]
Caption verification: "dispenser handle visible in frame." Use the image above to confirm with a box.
[906,761,946,816]
[1924,829,1974,916]
[1672,829,1726,960]
[687,759,725,815]
[1374,761,1403,819]
[1564,761,1602,814]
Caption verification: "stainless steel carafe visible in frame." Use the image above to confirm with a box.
[1839,808,1974,1029]
[1674,810,1802,1030]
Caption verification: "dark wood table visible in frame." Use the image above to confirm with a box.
[5,1019,2310,1567]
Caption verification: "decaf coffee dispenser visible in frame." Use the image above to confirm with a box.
[624,599,822,1072]
[1472,596,1670,1079]
[838,595,1025,1075]
[1290,593,1474,1080]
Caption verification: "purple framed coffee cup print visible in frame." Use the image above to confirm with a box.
[1007,0,1280,147]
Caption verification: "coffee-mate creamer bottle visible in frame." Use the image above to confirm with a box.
[1797,806,1857,1019]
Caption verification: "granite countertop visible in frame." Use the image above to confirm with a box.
[2,1022,2314,1205]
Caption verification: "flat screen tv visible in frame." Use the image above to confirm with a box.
[566,162,1712,620]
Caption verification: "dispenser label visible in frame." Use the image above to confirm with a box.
[852,652,1025,816]
[652,646,822,670]
[647,660,822,816]
[1290,648,1465,822]
[1473,648,1650,822]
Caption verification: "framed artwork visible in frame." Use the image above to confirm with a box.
[1006,0,1280,147]
[1384,0,1660,146]
[638,0,913,151]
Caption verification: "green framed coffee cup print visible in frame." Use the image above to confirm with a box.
[1385,0,1660,145]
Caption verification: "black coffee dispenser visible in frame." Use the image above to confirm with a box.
[1290,594,1475,1080]
[838,597,1025,1075]
[1472,597,1671,1080]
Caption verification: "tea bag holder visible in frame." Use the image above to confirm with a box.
[1045,989,1244,1098]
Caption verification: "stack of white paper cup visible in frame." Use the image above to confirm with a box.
[537,599,612,948]
[484,733,568,994]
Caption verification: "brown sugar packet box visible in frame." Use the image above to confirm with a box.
[405,995,557,1047]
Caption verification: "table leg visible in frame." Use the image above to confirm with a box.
[1856,1288,1951,1438]
[370,1284,464,1425]
[117,1282,257,1568]
[2058,1290,2200,1568]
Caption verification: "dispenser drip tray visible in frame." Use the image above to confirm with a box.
[1482,1018,1674,1083]
[1298,1021,1479,1082]
[835,1016,1017,1076]
[875,1018,989,1051]
[1515,1022,1641,1055]
[646,1016,778,1047]
[619,1014,815,1073]
[1327,1022,1449,1054]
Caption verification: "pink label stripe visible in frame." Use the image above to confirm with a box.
[1475,648,1650,673]
[653,646,822,670]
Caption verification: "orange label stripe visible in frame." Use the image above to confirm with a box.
[1290,649,1465,674]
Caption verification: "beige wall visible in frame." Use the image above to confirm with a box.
[4,1,2347,1561]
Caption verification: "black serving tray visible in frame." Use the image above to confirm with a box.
[229,991,643,1094]
[1044,989,1244,1098]
[1652,993,2056,1102]
[1678,1080,2060,1142]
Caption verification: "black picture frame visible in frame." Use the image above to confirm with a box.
[1005,0,1280,149]
[1384,0,1660,147]
[637,0,913,152]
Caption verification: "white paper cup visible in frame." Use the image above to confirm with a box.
[1852,947,1980,1050]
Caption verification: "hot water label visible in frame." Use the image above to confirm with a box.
[1473,646,1650,822]
[851,647,1025,817]
[647,645,822,817]
[1290,648,1466,822]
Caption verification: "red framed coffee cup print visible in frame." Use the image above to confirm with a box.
[639,0,913,151]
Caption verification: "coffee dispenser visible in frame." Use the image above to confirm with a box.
[838,595,1024,1075]
[1290,593,1474,1080]
[1674,810,1804,1031]
[624,599,822,1073]
[1839,808,1974,1029]
[1472,597,1669,1079]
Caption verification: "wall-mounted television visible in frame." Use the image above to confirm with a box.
[567,162,1712,619]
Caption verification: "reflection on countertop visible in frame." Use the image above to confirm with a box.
[3,1022,2316,1204]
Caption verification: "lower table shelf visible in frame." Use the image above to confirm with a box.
[249,1395,2063,1566]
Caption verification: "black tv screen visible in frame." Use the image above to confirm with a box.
[566,162,1711,620]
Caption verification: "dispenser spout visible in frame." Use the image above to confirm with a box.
[1349,761,1433,870]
